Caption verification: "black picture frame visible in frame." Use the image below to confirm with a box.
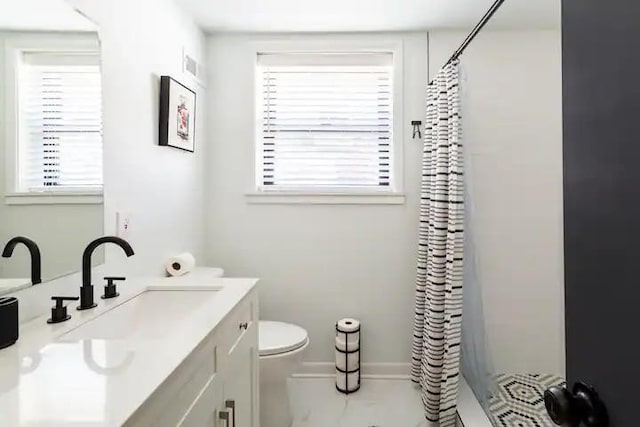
[159,76,196,152]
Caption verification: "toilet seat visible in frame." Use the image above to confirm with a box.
[259,321,308,357]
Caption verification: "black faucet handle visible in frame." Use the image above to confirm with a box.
[51,296,80,304]
[48,296,80,324]
[101,276,125,300]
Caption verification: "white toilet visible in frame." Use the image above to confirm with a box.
[259,321,309,427]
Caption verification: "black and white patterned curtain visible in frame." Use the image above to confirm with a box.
[411,60,464,427]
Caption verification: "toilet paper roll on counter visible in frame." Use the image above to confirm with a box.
[165,252,196,277]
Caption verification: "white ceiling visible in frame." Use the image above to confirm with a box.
[175,0,560,33]
[0,0,96,32]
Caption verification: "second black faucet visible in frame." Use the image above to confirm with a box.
[78,236,135,311]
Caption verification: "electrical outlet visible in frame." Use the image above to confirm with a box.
[116,212,131,240]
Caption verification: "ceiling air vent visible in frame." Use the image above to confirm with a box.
[182,48,205,87]
[184,54,197,76]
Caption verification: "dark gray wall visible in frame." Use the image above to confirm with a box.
[563,0,640,424]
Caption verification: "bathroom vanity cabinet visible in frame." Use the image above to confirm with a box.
[0,273,258,426]
[125,287,259,427]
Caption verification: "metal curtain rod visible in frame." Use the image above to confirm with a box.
[430,0,507,84]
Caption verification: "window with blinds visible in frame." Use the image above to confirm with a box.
[257,53,394,191]
[17,52,102,193]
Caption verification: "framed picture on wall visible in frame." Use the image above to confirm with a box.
[159,76,196,152]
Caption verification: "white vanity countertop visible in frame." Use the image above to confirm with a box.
[0,268,257,426]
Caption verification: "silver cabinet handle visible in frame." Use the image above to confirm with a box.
[225,400,236,427]
[219,409,230,427]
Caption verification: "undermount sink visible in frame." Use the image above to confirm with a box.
[59,288,220,341]
[0,278,30,289]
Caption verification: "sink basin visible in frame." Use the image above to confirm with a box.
[0,278,31,295]
[60,289,220,341]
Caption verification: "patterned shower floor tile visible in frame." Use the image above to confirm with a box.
[488,373,565,427]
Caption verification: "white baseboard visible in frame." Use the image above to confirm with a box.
[294,362,411,379]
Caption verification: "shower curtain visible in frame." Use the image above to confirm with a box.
[411,60,464,427]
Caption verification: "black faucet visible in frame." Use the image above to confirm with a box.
[2,236,42,285]
[78,236,134,310]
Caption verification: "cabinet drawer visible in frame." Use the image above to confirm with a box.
[125,338,217,427]
[219,297,255,364]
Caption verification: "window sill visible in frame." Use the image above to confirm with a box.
[245,191,405,205]
[5,192,103,205]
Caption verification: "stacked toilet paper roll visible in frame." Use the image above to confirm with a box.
[335,318,360,394]
[165,252,196,277]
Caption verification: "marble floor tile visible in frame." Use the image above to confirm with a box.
[289,378,433,427]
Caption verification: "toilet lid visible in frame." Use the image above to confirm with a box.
[259,321,308,356]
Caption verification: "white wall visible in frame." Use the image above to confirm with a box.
[67,0,207,275]
[0,31,103,281]
[429,30,565,376]
[205,29,563,375]
[205,32,428,365]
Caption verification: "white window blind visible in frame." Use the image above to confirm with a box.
[17,52,102,192]
[257,53,394,191]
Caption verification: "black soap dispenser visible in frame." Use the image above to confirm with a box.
[0,297,18,349]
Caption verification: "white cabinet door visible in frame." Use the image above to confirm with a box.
[178,374,223,427]
[223,320,258,427]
